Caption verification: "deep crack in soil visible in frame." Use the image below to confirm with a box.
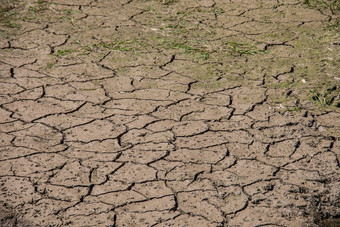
[0,0,339,226]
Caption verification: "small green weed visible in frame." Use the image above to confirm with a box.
[28,5,45,13]
[55,49,75,56]
[71,39,94,55]
[311,86,339,107]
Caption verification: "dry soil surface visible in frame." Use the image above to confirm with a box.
[0,0,339,226]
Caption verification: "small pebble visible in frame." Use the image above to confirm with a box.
[301,79,307,83]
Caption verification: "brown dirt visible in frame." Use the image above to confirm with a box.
[0,0,339,226]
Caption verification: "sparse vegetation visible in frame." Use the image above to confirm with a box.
[99,39,142,52]
[0,6,20,28]
[6,21,21,28]
[223,42,266,56]
[1,0,337,114]
[55,49,75,56]
[158,0,176,5]
[303,0,340,14]
[165,42,210,60]
[286,106,301,112]
[28,0,49,14]
[311,86,339,108]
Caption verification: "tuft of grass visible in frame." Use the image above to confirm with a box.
[223,42,266,56]
[0,7,13,14]
[167,42,210,60]
[36,0,47,4]
[152,36,210,60]
[286,106,301,112]
[0,8,16,20]
[59,16,76,25]
[6,21,21,28]
[61,9,79,15]
[99,39,142,52]
[158,0,176,5]
[311,86,339,107]
[28,4,46,13]
[303,0,340,14]
[55,49,75,56]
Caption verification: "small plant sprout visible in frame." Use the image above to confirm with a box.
[311,86,339,107]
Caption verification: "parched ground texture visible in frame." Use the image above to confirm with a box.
[0,0,339,226]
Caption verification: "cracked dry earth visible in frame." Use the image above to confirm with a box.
[0,0,340,226]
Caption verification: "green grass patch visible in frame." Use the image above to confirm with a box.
[285,106,301,112]
[6,21,21,28]
[167,42,210,59]
[0,7,13,14]
[158,0,177,5]
[99,39,142,52]
[303,0,340,14]
[223,42,266,56]
[55,49,76,56]
[36,0,48,4]
[28,5,45,13]
[311,86,339,108]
